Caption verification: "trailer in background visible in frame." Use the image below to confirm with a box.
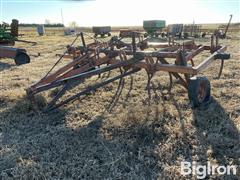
[92,26,111,38]
[167,24,184,38]
[143,20,166,37]
[183,24,202,38]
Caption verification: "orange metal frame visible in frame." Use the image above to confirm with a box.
[26,32,229,111]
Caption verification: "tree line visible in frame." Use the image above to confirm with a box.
[19,23,64,27]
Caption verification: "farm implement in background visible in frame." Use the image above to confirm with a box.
[92,26,111,38]
[0,46,30,65]
[26,32,230,111]
[167,24,184,38]
[0,19,36,46]
[143,21,205,39]
[215,14,233,39]
[143,20,166,37]
[0,19,37,65]
[183,24,202,38]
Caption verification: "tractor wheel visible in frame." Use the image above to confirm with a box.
[14,52,30,65]
[188,76,211,108]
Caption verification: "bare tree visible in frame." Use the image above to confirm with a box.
[45,19,51,24]
[69,21,78,28]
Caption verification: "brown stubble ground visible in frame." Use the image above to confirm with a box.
[0,29,239,179]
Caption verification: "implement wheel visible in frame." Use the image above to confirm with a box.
[188,76,211,107]
[14,52,30,65]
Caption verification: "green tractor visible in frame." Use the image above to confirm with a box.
[0,19,36,46]
[0,19,19,45]
[0,19,34,65]
[143,20,166,37]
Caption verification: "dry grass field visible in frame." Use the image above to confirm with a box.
[0,27,239,179]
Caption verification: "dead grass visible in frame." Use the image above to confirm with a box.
[0,29,239,179]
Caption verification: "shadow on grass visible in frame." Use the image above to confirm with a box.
[0,81,239,179]
[192,98,239,179]
[172,95,239,179]
[0,94,165,179]
[0,61,15,71]
[147,80,239,179]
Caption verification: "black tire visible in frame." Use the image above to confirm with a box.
[188,76,211,108]
[108,32,111,37]
[14,52,30,65]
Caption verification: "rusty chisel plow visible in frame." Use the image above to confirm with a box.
[26,32,230,111]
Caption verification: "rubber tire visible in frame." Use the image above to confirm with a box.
[188,76,211,108]
[108,32,111,37]
[14,52,30,65]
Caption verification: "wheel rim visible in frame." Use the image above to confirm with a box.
[198,81,207,103]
